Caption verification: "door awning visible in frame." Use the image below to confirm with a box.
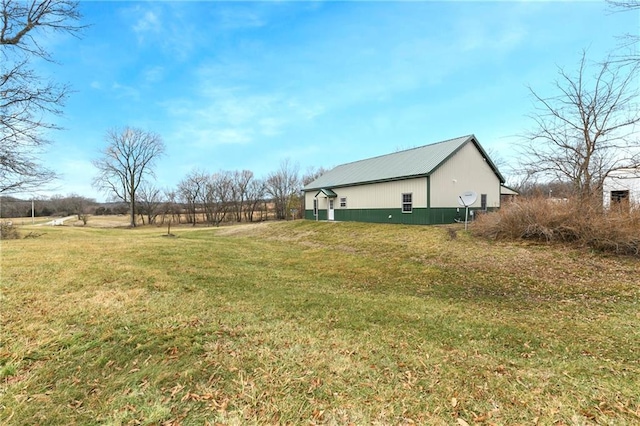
[315,188,337,198]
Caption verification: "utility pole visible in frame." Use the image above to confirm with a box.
[32,199,35,224]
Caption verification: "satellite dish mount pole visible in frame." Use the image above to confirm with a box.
[457,191,477,231]
[459,196,469,231]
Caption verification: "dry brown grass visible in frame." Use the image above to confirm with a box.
[1,214,131,228]
[62,214,132,228]
[1,220,638,424]
[473,197,640,256]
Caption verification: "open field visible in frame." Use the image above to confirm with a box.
[2,215,132,228]
[1,220,638,424]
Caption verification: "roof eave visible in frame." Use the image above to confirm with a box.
[304,173,431,192]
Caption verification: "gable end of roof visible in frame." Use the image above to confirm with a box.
[303,134,504,190]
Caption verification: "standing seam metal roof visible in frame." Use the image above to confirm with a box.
[304,135,498,190]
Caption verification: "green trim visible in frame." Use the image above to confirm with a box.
[428,136,505,184]
[305,207,496,225]
[315,188,338,198]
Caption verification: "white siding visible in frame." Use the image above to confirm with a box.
[306,192,338,214]
[602,169,640,208]
[306,192,323,213]
[307,178,427,210]
[430,142,501,208]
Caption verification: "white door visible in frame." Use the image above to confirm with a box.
[328,199,335,220]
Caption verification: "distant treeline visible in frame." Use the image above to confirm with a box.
[1,164,329,226]
[0,193,299,227]
[0,195,126,219]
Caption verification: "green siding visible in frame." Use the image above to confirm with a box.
[304,207,494,225]
[336,208,429,225]
[305,210,328,221]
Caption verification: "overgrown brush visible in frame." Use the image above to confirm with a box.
[0,221,20,240]
[473,197,640,256]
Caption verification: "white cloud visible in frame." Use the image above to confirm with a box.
[458,24,527,54]
[258,117,285,137]
[215,6,267,30]
[124,4,197,61]
[161,72,325,150]
[212,128,253,145]
[133,10,162,39]
[143,66,165,84]
[111,82,140,100]
[497,27,527,52]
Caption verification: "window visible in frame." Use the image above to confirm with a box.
[313,199,318,216]
[481,194,487,211]
[402,193,412,213]
[611,190,629,204]
[340,197,347,208]
[611,190,630,212]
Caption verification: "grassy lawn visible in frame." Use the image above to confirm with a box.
[1,220,638,425]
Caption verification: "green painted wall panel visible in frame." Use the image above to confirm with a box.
[305,210,328,220]
[335,208,429,225]
[305,207,493,225]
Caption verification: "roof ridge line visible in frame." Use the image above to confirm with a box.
[334,134,474,169]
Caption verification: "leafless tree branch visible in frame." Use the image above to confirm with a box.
[0,0,82,194]
[265,159,301,220]
[92,127,165,227]
[519,51,640,199]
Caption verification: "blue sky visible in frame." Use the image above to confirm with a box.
[30,1,638,201]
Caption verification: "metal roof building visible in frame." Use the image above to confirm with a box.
[303,135,505,225]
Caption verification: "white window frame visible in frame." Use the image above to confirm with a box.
[339,197,347,208]
[313,199,318,216]
[402,193,413,213]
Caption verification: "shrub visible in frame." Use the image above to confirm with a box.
[0,222,20,240]
[473,196,640,256]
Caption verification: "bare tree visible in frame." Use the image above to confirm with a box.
[265,159,300,220]
[302,166,327,186]
[204,171,232,226]
[244,177,265,222]
[48,193,93,219]
[607,1,640,66]
[178,170,208,226]
[137,183,163,225]
[1,1,83,57]
[68,194,91,219]
[67,193,92,223]
[92,127,165,227]
[162,189,181,224]
[1,0,83,194]
[230,169,254,223]
[608,0,640,7]
[519,52,640,200]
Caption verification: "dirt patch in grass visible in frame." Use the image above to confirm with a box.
[212,221,274,236]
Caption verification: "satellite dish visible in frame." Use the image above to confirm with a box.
[458,191,478,207]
